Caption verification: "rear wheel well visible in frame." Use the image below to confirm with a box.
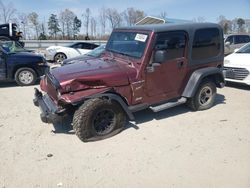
[205,73,224,88]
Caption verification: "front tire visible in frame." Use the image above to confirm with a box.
[73,98,126,142]
[187,80,216,111]
[14,68,37,86]
[54,53,67,63]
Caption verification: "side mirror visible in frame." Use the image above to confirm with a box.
[225,41,230,46]
[154,50,167,63]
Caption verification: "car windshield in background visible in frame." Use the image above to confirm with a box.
[236,43,250,53]
[106,32,148,58]
[0,41,26,53]
[85,45,105,57]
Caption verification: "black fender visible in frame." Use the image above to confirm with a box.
[182,67,225,98]
[85,93,135,120]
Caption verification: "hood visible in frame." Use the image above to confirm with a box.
[8,51,44,60]
[62,54,94,65]
[224,53,250,67]
[51,58,137,92]
[47,46,70,51]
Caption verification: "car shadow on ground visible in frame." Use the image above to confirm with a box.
[0,82,18,88]
[52,94,226,135]
[225,82,250,91]
[126,93,226,130]
[0,81,40,88]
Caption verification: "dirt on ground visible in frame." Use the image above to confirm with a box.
[0,82,249,188]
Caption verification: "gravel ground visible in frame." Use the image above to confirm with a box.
[0,82,249,188]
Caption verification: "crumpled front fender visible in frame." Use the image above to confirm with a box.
[59,87,111,104]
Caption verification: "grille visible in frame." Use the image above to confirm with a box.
[45,75,58,101]
[224,67,249,80]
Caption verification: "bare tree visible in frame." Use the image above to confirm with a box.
[159,11,167,20]
[59,9,75,39]
[28,12,39,39]
[217,15,232,34]
[0,0,16,23]
[193,16,206,23]
[123,7,145,26]
[59,11,66,39]
[83,8,91,35]
[90,17,97,37]
[18,13,29,39]
[99,7,107,35]
[106,8,122,29]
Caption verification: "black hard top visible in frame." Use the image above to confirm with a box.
[0,23,17,27]
[116,22,221,33]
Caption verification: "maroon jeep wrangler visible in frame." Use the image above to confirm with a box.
[34,23,225,142]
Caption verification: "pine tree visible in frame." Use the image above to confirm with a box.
[73,16,81,39]
[48,14,60,39]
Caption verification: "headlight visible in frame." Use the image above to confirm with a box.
[47,49,56,53]
[37,62,45,65]
[224,59,230,64]
[57,89,61,98]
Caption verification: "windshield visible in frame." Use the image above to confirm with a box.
[106,31,149,59]
[236,43,250,53]
[0,41,26,53]
[85,45,105,57]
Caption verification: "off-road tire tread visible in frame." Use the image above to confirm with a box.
[73,98,126,142]
[187,80,216,111]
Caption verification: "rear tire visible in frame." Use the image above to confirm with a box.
[14,68,37,86]
[187,80,216,111]
[73,98,126,142]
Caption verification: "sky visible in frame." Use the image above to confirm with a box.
[3,0,250,23]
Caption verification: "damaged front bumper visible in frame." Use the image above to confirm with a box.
[33,88,63,124]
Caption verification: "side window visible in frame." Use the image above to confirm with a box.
[82,43,92,49]
[91,44,98,49]
[155,32,186,61]
[72,43,82,49]
[225,36,233,44]
[246,36,250,43]
[235,35,250,44]
[192,28,221,60]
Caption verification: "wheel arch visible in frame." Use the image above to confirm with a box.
[12,65,38,79]
[54,52,67,61]
[182,67,225,98]
[75,91,135,120]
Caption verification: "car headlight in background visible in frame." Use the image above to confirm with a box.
[47,48,57,53]
[224,59,230,64]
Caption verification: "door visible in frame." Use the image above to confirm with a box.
[0,49,6,80]
[145,31,188,99]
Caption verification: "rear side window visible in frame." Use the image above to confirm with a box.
[235,35,250,44]
[192,28,221,60]
[155,32,186,60]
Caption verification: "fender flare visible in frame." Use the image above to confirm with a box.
[85,92,135,120]
[182,67,225,98]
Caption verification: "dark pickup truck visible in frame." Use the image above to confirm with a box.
[0,23,24,47]
[0,41,48,86]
